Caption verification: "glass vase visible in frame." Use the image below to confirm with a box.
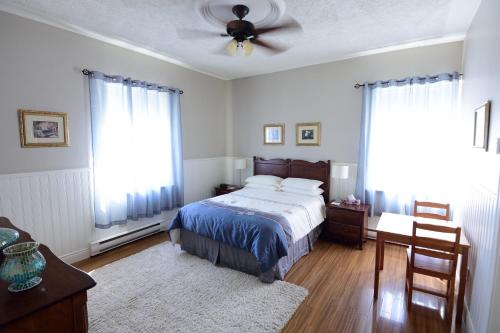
[0,242,46,292]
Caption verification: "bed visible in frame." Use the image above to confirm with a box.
[168,157,331,282]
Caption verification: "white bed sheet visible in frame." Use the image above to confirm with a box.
[210,187,326,242]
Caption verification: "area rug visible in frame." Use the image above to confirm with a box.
[87,242,308,333]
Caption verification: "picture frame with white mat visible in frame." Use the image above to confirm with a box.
[18,109,69,147]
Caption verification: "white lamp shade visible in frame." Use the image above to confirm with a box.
[331,165,349,179]
[235,159,247,170]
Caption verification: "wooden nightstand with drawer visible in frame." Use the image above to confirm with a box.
[324,203,370,249]
[214,185,243,196]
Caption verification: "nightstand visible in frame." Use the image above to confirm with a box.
[324,203,370,249]
[214,185,243,196]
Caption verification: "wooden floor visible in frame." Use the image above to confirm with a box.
[75,232,462,333]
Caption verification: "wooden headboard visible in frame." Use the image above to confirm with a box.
[253,156,331,203]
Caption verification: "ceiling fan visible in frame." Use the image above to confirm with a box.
[178,4,302,56]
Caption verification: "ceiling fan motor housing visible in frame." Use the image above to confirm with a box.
[226,20,255,42]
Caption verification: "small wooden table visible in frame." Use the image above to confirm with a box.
[374,213,470,323]
[0,217,96,332]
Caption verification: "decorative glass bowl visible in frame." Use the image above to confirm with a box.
[0,242,46,292]
[0,228,19,250]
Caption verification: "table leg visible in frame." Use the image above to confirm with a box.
[374,235,382,299]
[380,240,385,270]
[456,247,469,323]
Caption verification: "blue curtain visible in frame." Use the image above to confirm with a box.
[88,71,183,229]
[355,73,461,216]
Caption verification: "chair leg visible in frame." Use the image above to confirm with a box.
[380,243,385,270]
[405,257,409,292]
[407,270,413,310]
[447,277,456,322]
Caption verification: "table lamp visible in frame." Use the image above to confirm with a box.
[235,159,247,186]
[331,164,350,205]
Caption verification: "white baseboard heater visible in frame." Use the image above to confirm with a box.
[90,222,166,256]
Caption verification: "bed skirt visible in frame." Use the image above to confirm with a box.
[178,223,323,283]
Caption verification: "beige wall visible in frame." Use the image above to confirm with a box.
[230,42,464,163]
[0,11,227,174]
[461,0,500,331]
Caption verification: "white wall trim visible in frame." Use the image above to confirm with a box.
[0,167,90,178]
[0,6,227,81]
[183,156,229,162]
[234,35,466,79]
[59,248,90,264]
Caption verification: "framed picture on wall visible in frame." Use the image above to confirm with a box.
[263,124,285,145]
[472,101,491,150]
[296,122,321,146]
[18,110,69,147]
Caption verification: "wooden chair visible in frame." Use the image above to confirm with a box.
[406,221,461,320]
[414,200,450,221]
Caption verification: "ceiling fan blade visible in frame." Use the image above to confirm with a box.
[177,28,228,40]
[251,39,289,54]
[254,18,302,36]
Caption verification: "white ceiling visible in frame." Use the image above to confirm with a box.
[0,0,481,80]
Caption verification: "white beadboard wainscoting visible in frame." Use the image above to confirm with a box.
[458,182,499,333]
[0,157,230,263]
[0,168,93,263]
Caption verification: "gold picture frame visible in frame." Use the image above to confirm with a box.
[472,101,491,150]
[263,124,285,145]
[296,122,321,146]
[18,110,69,147]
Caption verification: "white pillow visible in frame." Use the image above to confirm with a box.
[281,186,324,197]
[281,177,323,191]
[245,175,283,187]
[244,183,280,191]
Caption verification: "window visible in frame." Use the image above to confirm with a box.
[88,72,183,228]
[356,74,462,215]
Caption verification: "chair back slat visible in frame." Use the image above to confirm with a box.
[414,200,450,221]
[414,247,455,260]
[413,237,456,253]
[415,222,457,233]
[411,221,461,264]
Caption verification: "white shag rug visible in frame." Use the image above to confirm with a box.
[87,242,308,333]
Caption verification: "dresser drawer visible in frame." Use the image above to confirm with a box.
[325,221,360,240]
[326,207,363,226]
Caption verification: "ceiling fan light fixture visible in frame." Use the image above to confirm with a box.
[226,39,238,56]
[242,39,254,56]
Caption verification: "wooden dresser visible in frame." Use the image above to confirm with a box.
[0,217,96,333]
[324,203,370,249]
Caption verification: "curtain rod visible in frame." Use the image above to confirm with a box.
[81,69,184,94]
[354,73,463,89]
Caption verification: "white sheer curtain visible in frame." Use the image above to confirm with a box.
[89,71,183,228]
[356,74,462,216]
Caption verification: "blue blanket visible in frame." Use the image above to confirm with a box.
[168,200,291,272]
